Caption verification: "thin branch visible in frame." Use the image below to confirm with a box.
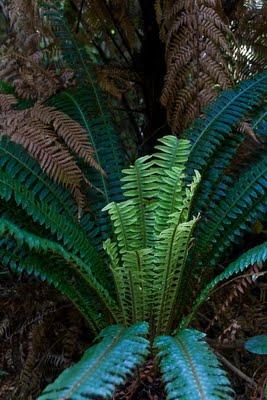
[216,352,256,387]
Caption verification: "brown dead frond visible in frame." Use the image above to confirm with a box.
[96,65,137,100]
[0,95,102,208]
[234,1,267,80]
[0,0,73,100]
[159,0,233,132]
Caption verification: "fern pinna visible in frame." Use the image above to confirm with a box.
[0,36,267,400]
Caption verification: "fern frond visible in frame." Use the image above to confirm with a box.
[0,99,102,208]
[155,329,233,400]
[195,156,267,267]
[160,0,232,131]
[30,104,102,171]
[153,136,191,235]
[0,168,102,273]
[103,200,140,253]
[49,87,125,241]
[38,323,149,400]
[122,248,154,324]
[185,71,267,178]
[0,217,121,325]
[181,241,267,329]
[121,156,157,248]
[153,216,199,334]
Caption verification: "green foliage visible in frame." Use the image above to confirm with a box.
[186,71,267,216]
[42,2,126,242]
[155,329,233,400]
[245,335,267,355]
[180,241,267,329]
[103,136,198,333]
[184,71,267,269]
[38,323,149,400]
[0,55,267,397]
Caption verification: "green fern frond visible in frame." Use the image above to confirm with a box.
[181,241,267,329]
[121,156,157,248]
[195,156,267,267]
[122,248,154,324]
[155,329,233,400]
[103,200,140,253]
[154,137,191,235]
[38,323,149,400]
[153,216,199,334]
[185,71,267,179]
[0,217,121,326]
[43,2,126,241]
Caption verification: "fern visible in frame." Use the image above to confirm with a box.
[185,71,267,176]
[0,217,121,329]
[38,323,149,400]
[195,157,267,267]
[181,242,267,329]
[155,329,233,400]
[159,0,232,131]
[0,69,267,398]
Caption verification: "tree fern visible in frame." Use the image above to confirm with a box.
[38,323,149,400]
[155,329,233,400]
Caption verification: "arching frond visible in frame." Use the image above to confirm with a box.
[181,241,267,329]
[155,329,233,400]
[0,217,120,327]
[195,156,267,267]
[185,71,267,179]
[38,323,149,400]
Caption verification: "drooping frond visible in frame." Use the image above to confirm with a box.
[0,95,102,209]
[195,156,267,267]
[48,87,125,242]
[184,72,267,254]
[181,241,267,329]
[185,71,267,180]
[155,329,233,400]
[0,217,121,329]
[38,323,149,400]
[0,167,101,270]
[159,0,232,132]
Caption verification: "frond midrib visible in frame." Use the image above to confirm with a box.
[202,160,267,246]
[62,326,125,398]
[190,74,267,152]
[175,335,207,400]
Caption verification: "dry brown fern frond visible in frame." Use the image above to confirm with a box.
[159,0,233,132]
[208,264,262,330]
[75,0,139,52]
[0,94,102,208]
[0,0,73,100]
[96,65,137,99]
[0,53,73,100]
[234,1,267,80]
